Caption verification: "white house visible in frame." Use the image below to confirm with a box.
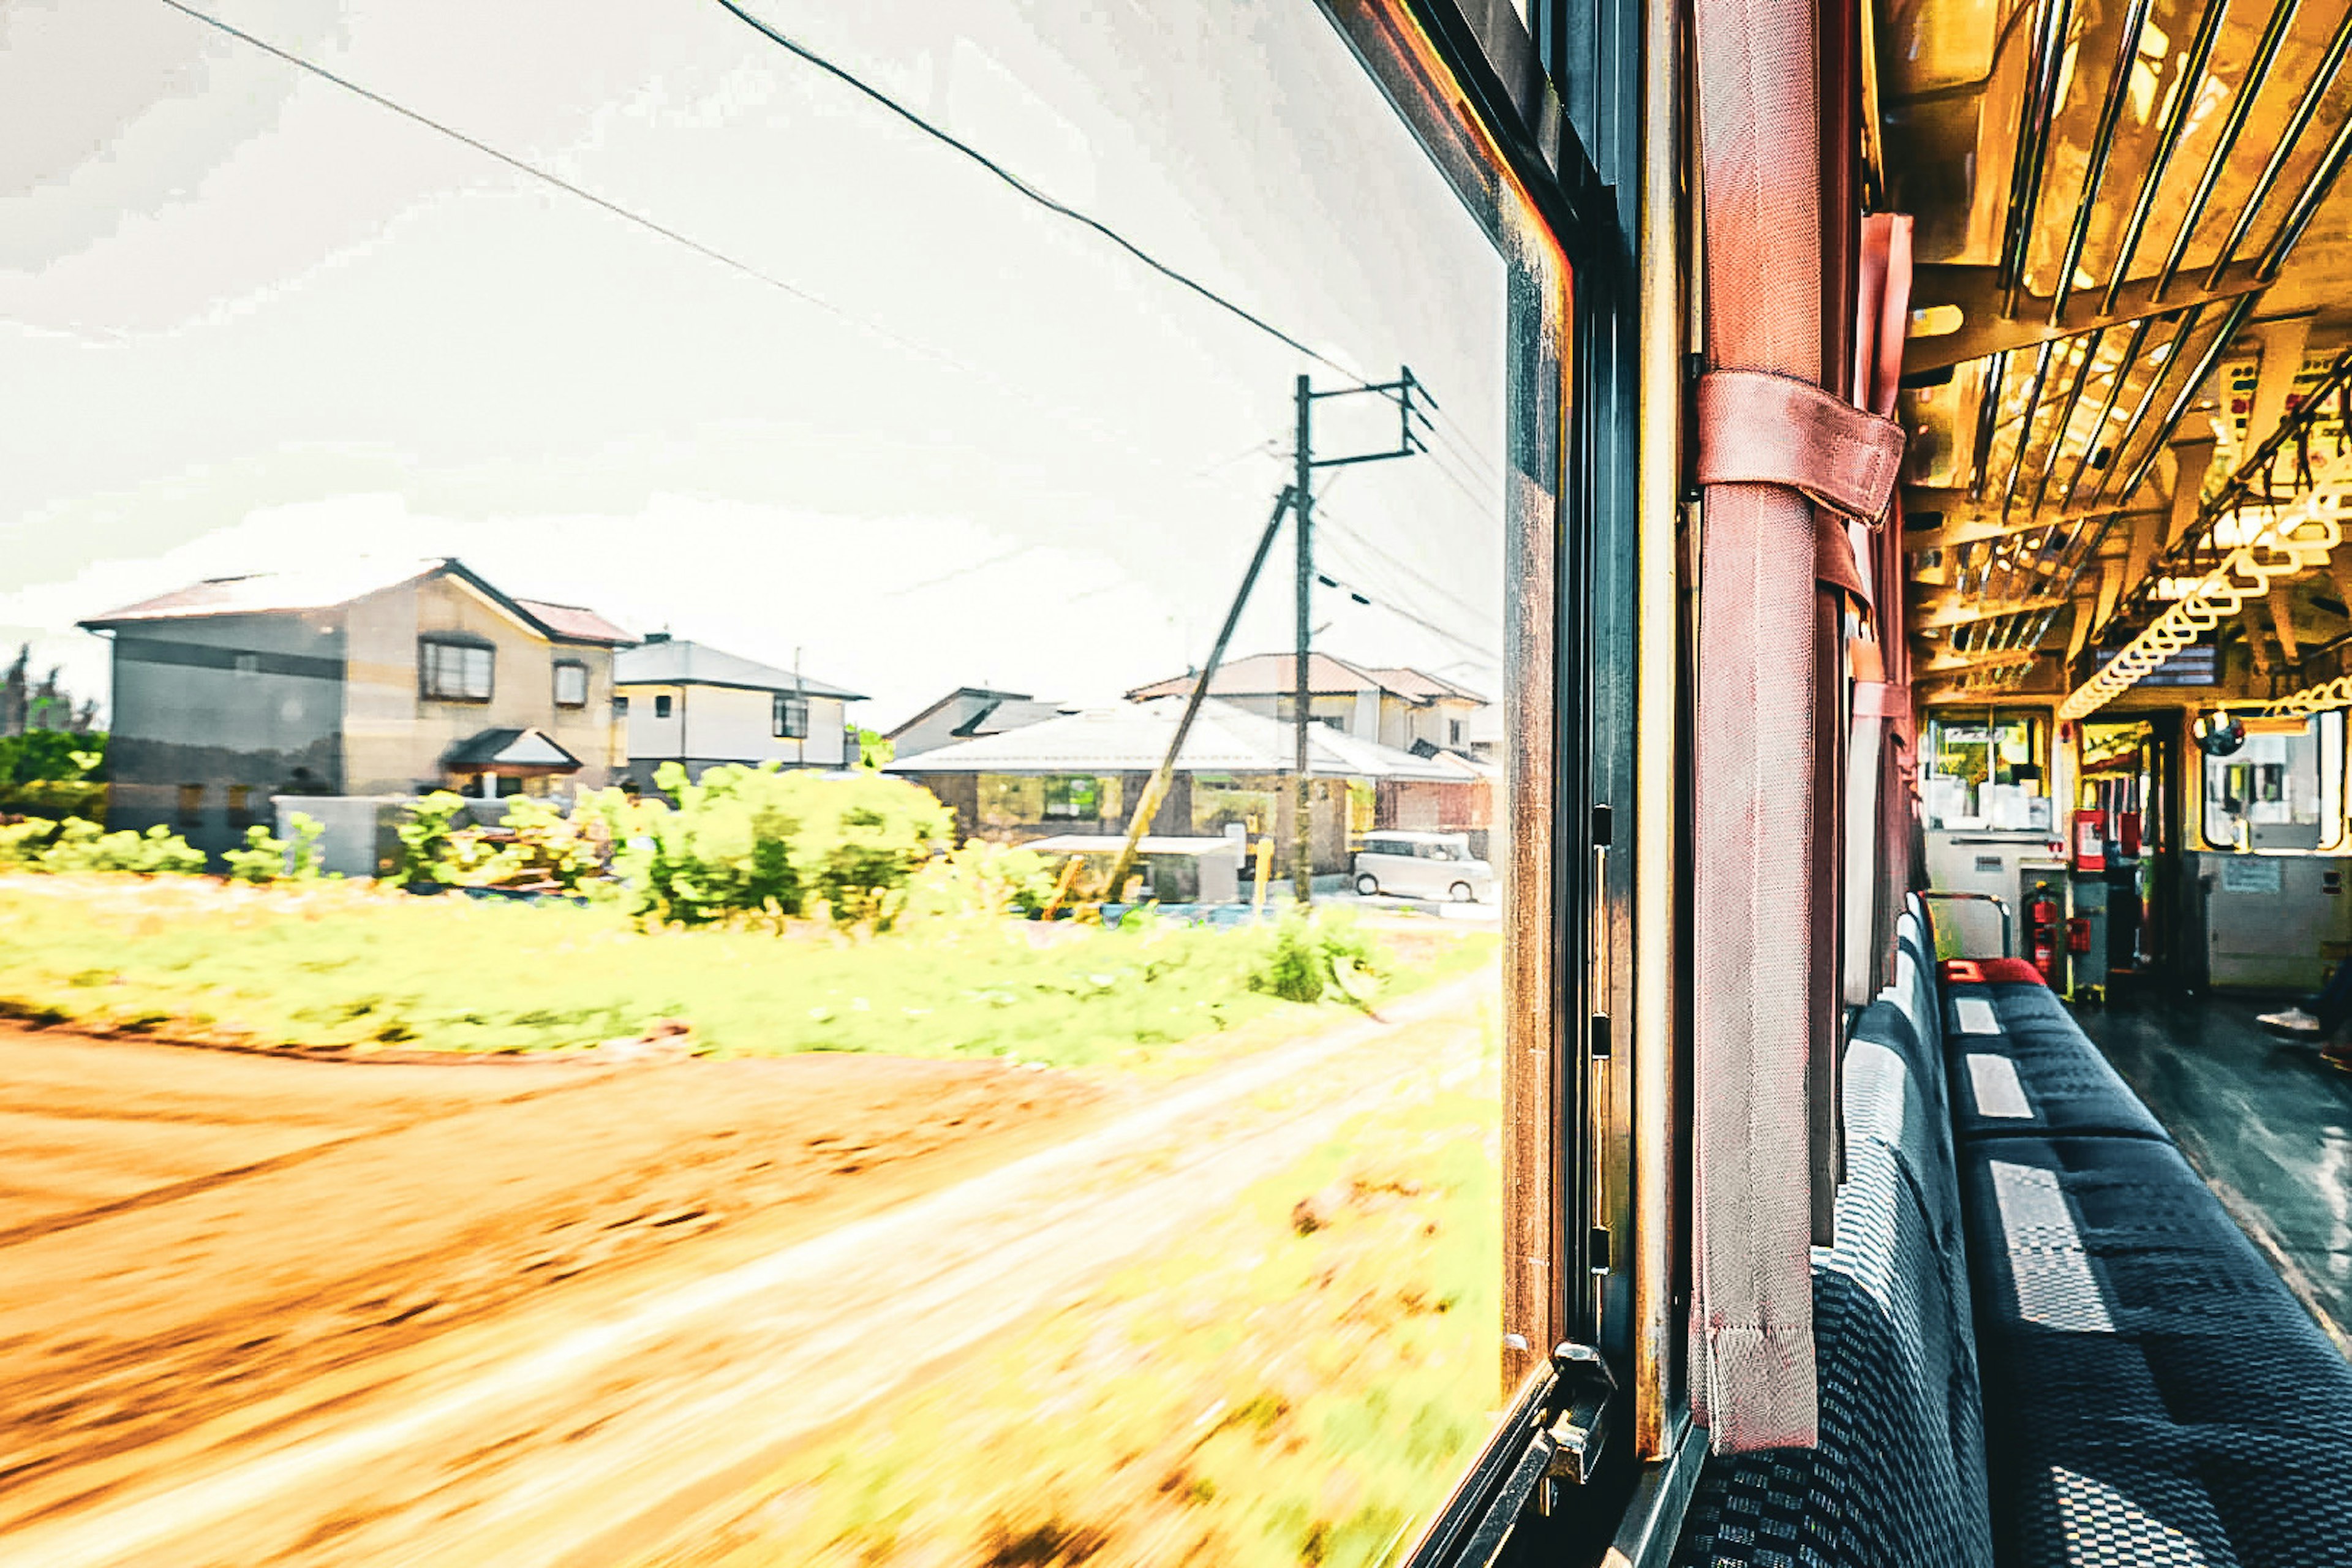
[614,636,865,785]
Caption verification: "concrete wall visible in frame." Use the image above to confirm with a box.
[342,574,620,795]
[619,683,849,779]
[104,612,347,861]
[273,794,404,880]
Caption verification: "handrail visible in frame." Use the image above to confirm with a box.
[1919,889,2015,959]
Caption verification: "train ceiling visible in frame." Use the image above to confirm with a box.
[1883,0,2352,708]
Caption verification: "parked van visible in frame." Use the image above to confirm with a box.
[1351,831,1494,903]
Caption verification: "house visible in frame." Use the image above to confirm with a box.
[1124,652,1489,755]
[888,696,1467,875]
[80,558,633,861]
[886,687,1069,760]
[612,636,865,785]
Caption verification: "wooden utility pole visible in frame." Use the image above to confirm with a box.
[1294,374,1316,907]
[1102,489,1295,902]
[1284,366,1434,909]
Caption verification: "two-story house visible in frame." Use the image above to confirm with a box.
[613,636,865,785]
[1124,652,1488,753]
[80,558,633,859]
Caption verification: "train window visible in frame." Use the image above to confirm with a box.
[1922,713,2050,829]
[0,1,1581,1561]
[2201,713,2346,853]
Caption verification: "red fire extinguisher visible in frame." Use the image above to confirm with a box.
[2029,881,2059,982]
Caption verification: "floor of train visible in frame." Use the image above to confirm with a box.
[2074,991,2352,1348]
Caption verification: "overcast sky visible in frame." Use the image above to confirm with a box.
[0,0,1509,729]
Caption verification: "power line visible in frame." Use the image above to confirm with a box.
[147,0,1261,499]
[149,0,906,353]
[1314,565,1498,662]
[1319,524,1502,636]
[710,0,1374,390]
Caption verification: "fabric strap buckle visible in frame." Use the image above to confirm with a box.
[1695,369,1906,524]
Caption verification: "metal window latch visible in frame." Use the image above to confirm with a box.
[1543,1341,1618,1488]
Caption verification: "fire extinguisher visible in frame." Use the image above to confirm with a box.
[2029,881,2059,982]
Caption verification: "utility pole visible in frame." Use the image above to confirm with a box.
[1102,488,1295,903]
[1294,375,1314,908]
[1289,366,1436,909]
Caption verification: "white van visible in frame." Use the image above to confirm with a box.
[1352,831,1495,903]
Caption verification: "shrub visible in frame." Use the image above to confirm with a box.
[901,838,1057,922]
[394,792,469,888]
[222,813,327,884]
[612,764,954,930]
[1248,910,1388,1008]
[12,818,206,875]
[448,795,610,892]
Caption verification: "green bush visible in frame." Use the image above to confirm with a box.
[612,764,954,930]
[393,792,469,888]
[448,795,609,892]
[902,839,1058,922]
[1248,910,1387,1009]
[3,818,206,875]
[222,813,327,884]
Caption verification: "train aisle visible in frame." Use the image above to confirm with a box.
[2075,997,2352,1349]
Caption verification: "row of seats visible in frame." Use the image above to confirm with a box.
[1677,899,2352,1567]
[1942,950,2352,1567]
[1675,902,1994,1566]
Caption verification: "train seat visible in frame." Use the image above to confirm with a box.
[1961,1131,2352,1565]
[1933,938,2352,1564]
[1674,906,1995,1567]
[1940,971,2171,1145]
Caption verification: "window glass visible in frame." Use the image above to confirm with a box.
[421,641,494,702]
[0,2,1566,1559]
[1922,712,2049,829]
[2203,712,2346,851]
[554,661,589,707]
[772,692,809,739]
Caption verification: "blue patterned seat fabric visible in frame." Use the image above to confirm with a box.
[1675,908,1996,1568]
[1675,899,2352,1567]
[1943,979,2169,1145]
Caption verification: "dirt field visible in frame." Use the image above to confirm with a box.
[0,973,1494,1567]
[0,1023,1104,1535]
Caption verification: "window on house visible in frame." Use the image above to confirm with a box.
[553,660,589,708]
[1042,775,1103,820]
[420,639,494,702]
[614,694,630,717]
[654,694,673,718]
[226,784,254,829]
[176,783,205,829]
[1449,718,1464,745]
[774,692,810,739]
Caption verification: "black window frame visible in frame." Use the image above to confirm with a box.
[772,691,810,739]
[418,637,495,703]
[654,693,673,718]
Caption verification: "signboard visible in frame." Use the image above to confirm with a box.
[2220,857,2283,895]
[2093,643,2217,686]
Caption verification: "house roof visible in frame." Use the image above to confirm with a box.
[888,698,1466,781]
[612,639,865,701]
[80,558,635,646]
[1360,666,1489,704]
[514,598,635,646]
[1122,652,1480,706]
[443,727,582,772]
[885,687,1066,744]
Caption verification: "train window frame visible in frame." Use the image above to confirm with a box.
[2198,710,2348,854]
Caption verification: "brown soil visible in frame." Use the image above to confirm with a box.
[0,1021,1105,1526]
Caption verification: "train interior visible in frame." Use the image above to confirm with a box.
[1400,0,2352,1562]
[1665,0,2352,1562]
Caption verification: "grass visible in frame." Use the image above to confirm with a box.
[662,1018,1502,1567]
[0,876,1496,1067]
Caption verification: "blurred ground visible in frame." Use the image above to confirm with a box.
[0,968,1496,1567]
